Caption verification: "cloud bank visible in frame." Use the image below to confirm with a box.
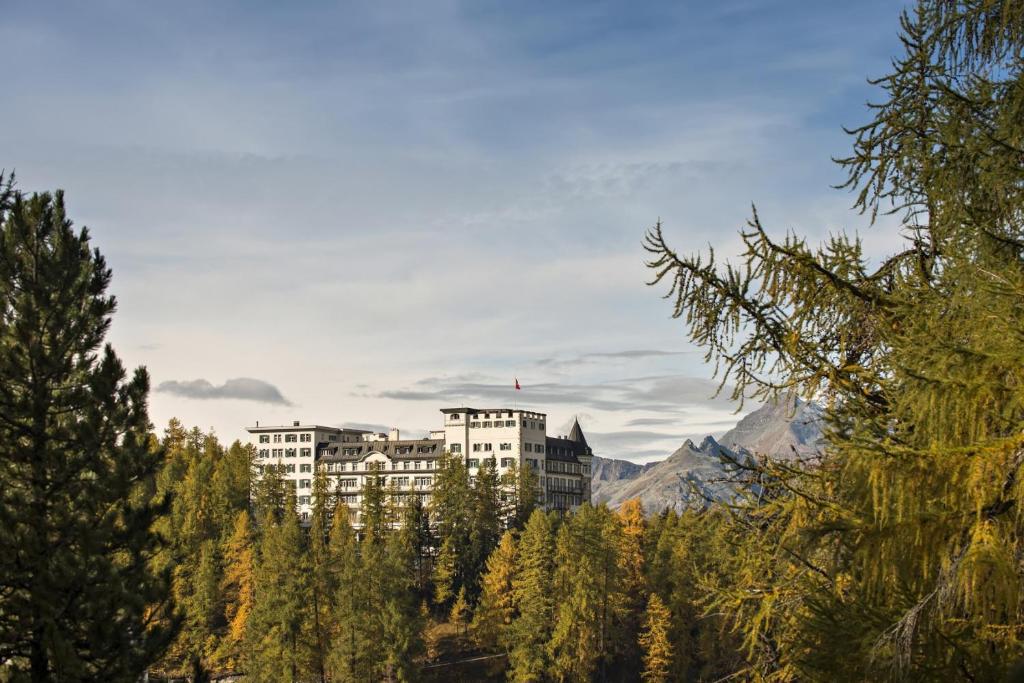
[156,378,292,406]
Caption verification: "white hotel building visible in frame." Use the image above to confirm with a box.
[247,406,593,522]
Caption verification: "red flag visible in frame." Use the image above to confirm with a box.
[514,378,521,390]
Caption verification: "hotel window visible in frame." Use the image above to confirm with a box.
[338,463,347,472]
[524,443,532,452]
[500,457,514,468]
[328,434,338,441]
[535,444,545,454]
[340,478,357,489]
[506,420,515,427]
[414,461,422,470]
[483,443,492,451]
[468,459,479,468]
[394,476,409,487]
[300,433,312,442]
[300,464,312,473]
[301,448,311,457]
[299,495,311,505]
[483,421,492,428]
[259,434,270,443]
[273,434,282,443]
[470,422,480,428]
[259,449,269,457]
[450,443,462,453]
[285,448,296,457]
[272,448,283,457]
[450,413,460,421]
[286,464,296,473]
[425,459,435,469]
[414,476,432,487]
[403,461,410,470]
[285,434,297,443]
[473,444,482,452]
[500,443,511,451]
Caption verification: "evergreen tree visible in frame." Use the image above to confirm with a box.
[430,451,474,605]
[0,179,174,681]
[638,594,672,683]
[501,460,541,529]
[508,509,557,682]
[245,494,309,683]
[469,457,503,600]
[307,466,333,683]
[326,511,374,682]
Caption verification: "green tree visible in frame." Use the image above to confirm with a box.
[501,460,541,529]
[307,466,333,683]
[548,504,624,683]
[644,2,1024,678]
[0,178,174,681]
[638,594,672,683]
[326,511,373,682]
[245,493,309,683]
[469,457,503,600]
[508,509,557,682]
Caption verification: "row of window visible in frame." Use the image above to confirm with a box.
[258,433,314,443]
[524,443,545,454]
[325,459,435,472]
[258,448,312,458]
[470,420,517,429]
[321,475,434,489]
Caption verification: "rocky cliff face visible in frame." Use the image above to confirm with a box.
[591,397,823,513]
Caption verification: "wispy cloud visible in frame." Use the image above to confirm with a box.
[535,349,691,369]
[156,378,292,405]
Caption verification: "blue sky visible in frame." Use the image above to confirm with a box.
[3,0,909,461]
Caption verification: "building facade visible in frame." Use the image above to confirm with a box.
[247,406,593,523]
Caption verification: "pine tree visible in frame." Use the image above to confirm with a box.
[430,450,474,602]
[508,509,557,682]
[0,179,174,681]
[469,457,503,599]
[326,511,373,682]
[306,466,333,683]
[638,594,672,683]
[245,494,309,683]
[501,460,541,529]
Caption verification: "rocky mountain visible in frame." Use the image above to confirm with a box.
[591,397,824,513]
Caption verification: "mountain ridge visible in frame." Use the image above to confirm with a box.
[591,397,824,512]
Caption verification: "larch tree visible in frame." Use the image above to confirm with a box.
[0,178,175,681]
[548,504,624,683]
[644,0,1024,679]
[217,510,255,672]
[471,530,519,651]
[638,594,672,683]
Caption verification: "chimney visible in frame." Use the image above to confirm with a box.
[389,427,400,441]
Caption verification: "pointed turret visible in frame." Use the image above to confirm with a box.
[568,417,589,449]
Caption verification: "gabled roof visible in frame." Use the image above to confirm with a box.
[568,418,589,448]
